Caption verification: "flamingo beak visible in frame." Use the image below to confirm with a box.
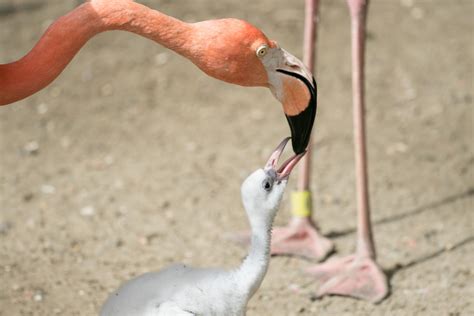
[276,49,317,155]
[264,48,317,154]
[278,69,317,155]
[264,137,306,181]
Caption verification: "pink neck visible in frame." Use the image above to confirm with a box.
[0,1,193,105]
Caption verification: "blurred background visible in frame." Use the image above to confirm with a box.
[0,0,472,315]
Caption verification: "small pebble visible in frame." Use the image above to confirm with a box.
[41,184,56,194]
[37,103,48,115]
[80,206,95,217]
[288,283,301,293]
[33,290,44,302]
[24,141,39,155]
[260,294,270,301]
[154,52,169,66]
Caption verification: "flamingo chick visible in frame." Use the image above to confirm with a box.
[100,137,304,316]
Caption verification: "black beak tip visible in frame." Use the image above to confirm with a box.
[291,133,308,154]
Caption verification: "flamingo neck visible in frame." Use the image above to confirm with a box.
[95,1,194,56]
[0,1,193,105]
[235,215,274,302]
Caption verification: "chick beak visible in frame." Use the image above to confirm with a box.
[264,137,306,181]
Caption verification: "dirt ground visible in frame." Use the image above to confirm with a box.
[0,0,473,315]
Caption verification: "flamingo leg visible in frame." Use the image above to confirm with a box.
[269,0,334,262]
[306,0,388,303]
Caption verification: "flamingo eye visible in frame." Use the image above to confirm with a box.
[256,45,268,57]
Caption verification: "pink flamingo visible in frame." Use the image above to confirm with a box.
[271,0,388,303]
[0,0,316,155]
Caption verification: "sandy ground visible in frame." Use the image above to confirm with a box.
[1,0,473,315]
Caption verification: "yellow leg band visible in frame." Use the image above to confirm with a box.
[291,190,312,217]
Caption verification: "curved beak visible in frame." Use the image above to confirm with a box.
[264,137,306,181]
[278,69,317,154]
[264,48,317,154]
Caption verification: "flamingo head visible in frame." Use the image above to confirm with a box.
[191,19,317,154]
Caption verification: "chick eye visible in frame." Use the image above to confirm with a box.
[256,45,268,57]
[262,178,273,191]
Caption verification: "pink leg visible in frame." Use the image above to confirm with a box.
[269,0,334,262]
[306,0,388,303]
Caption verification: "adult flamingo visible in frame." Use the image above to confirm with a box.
[0,0,316,155]
[269,0,388,303]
